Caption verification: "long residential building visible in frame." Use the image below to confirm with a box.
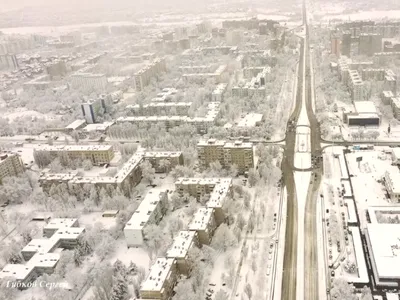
[34,145,115,165]
[134,58,167,91]
[188,207,217,245]
[71,72,108,91]
[124,189,168,247]
[117,102,221,133]
[197,139,254,174]
[232,66,271,98]
[0,152,24,183]
[39,150,183,193]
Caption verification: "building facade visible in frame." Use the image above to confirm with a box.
[0,152,24,183]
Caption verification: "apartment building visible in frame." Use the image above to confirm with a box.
[140,258,177,300]
[348,70,364,101]
[166,231,199,275]
[197,139,254,174]
[224,141,255,174]
[0,152,24,183]
[127,102,192,116]
[188,208,217,245]
[212,83,228,102]
[118,102,221,133]
[35,145,115,166]
[175,177,232,199]
[151,88,178,102]
[143,152,184,173]
[134,58,167,91]
[182,65,227,83]
[0,218,84,288]
[124,189,168,247]
[232,67,271,98]
[81,97,112,124]
[71,72,108,91]
[197,139,225,169]
[206,179,233,225]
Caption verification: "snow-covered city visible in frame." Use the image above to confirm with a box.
[1,0,400,300]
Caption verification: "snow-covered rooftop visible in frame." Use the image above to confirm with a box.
[188,208,214,231]
[141,258,176,292]
[43,218,78,232]
[124,189,166,230]
[354,101,377,114]
[237,113,264,127]
[366,223,400,280]
[166,231,197,259]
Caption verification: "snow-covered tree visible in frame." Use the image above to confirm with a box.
[211,224,237,252]
[110,275,129,300]
[140,161,155,184]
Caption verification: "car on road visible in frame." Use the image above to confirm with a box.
[331,270,335,277]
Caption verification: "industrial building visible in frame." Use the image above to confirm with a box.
[342,101,380,127]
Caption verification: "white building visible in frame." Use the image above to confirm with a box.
[71,72,107,91]
[124,189,168,247]
[0,218,84,287]
[188,207,216,245]
[365,223,400,287]
[140,258,177,300]
[166,231,198,274]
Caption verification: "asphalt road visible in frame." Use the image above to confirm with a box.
[279,36,305,300]
[303,5,324,299]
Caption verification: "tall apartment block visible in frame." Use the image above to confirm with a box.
[341,31,352,56]
[197,139,254,174]
[81,97,112,124]
[134,58,166,91]
[0,152,24,183]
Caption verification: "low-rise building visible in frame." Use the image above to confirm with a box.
[124,189,168,247]
[140,258,177,300]
[166,231,199,275]
[0,218,84,288]
[212,83,228,102]
[0,152,24,183]
[188,207,216,245]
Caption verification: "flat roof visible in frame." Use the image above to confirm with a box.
[83,122,115,132]
[347,227,369,284]
[224,141,253,149]
[141,258,175,292]
[354,101,377,114]
[22,238,58,255]
[188,208,214,231]
[65,119,86,130]
[36,144,113,152]
[366,223,400,280]
[0,264,34,280]
[207,180,232,208]
[166,231,197,259]
[345,199,357,224]
[197,139,225,147]
[43,218,78,231]
[367,206,400,224]
[237,113,263,127]
[124,189,166,230]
